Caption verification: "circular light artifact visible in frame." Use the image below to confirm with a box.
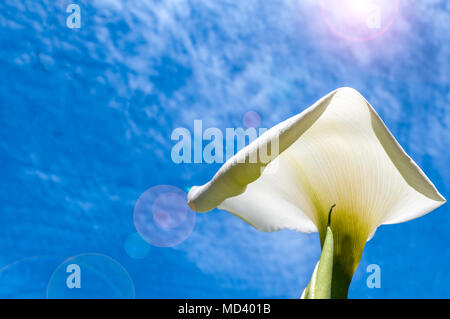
[243,111,261,129]
[320,0,399,41]
[124,232,151,259]
[134,185,196,248]
[47,253,135,299]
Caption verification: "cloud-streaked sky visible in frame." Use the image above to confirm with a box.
[0,0,449,298]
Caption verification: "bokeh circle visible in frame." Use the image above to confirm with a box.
[243,111,261,128]
[320,0,399,41]
[46,253,135,299]
[133,185,196,248]
[124,232,151,259]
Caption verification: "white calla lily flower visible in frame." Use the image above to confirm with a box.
[187,87,445,297]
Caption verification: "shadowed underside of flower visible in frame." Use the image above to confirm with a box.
[187,87,446,298]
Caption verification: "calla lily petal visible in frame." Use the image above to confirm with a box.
[188,88,445,234]
[188,87,446,293]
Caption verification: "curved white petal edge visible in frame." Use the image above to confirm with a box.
[188,87,446,241]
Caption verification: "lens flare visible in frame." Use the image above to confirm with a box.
[124,232,151,259]
[134,185,196,247]
[320,0,399,41]
[47,253,135,299]
[243,111,261,128]
[348,0,375,16]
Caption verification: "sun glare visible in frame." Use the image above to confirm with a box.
[320,0,399,41]
[348,0,376,16]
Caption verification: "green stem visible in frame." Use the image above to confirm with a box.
[330,260,352,299]
[302,205,365,299]
[321,205,365,299]
[313,226,334,298]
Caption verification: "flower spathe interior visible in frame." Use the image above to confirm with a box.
[187,87,446,297]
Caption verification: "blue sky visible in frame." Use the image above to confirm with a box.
[0,0,449,298]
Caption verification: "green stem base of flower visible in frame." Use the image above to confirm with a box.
[302,206,364,299]
[330,260,353,299]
